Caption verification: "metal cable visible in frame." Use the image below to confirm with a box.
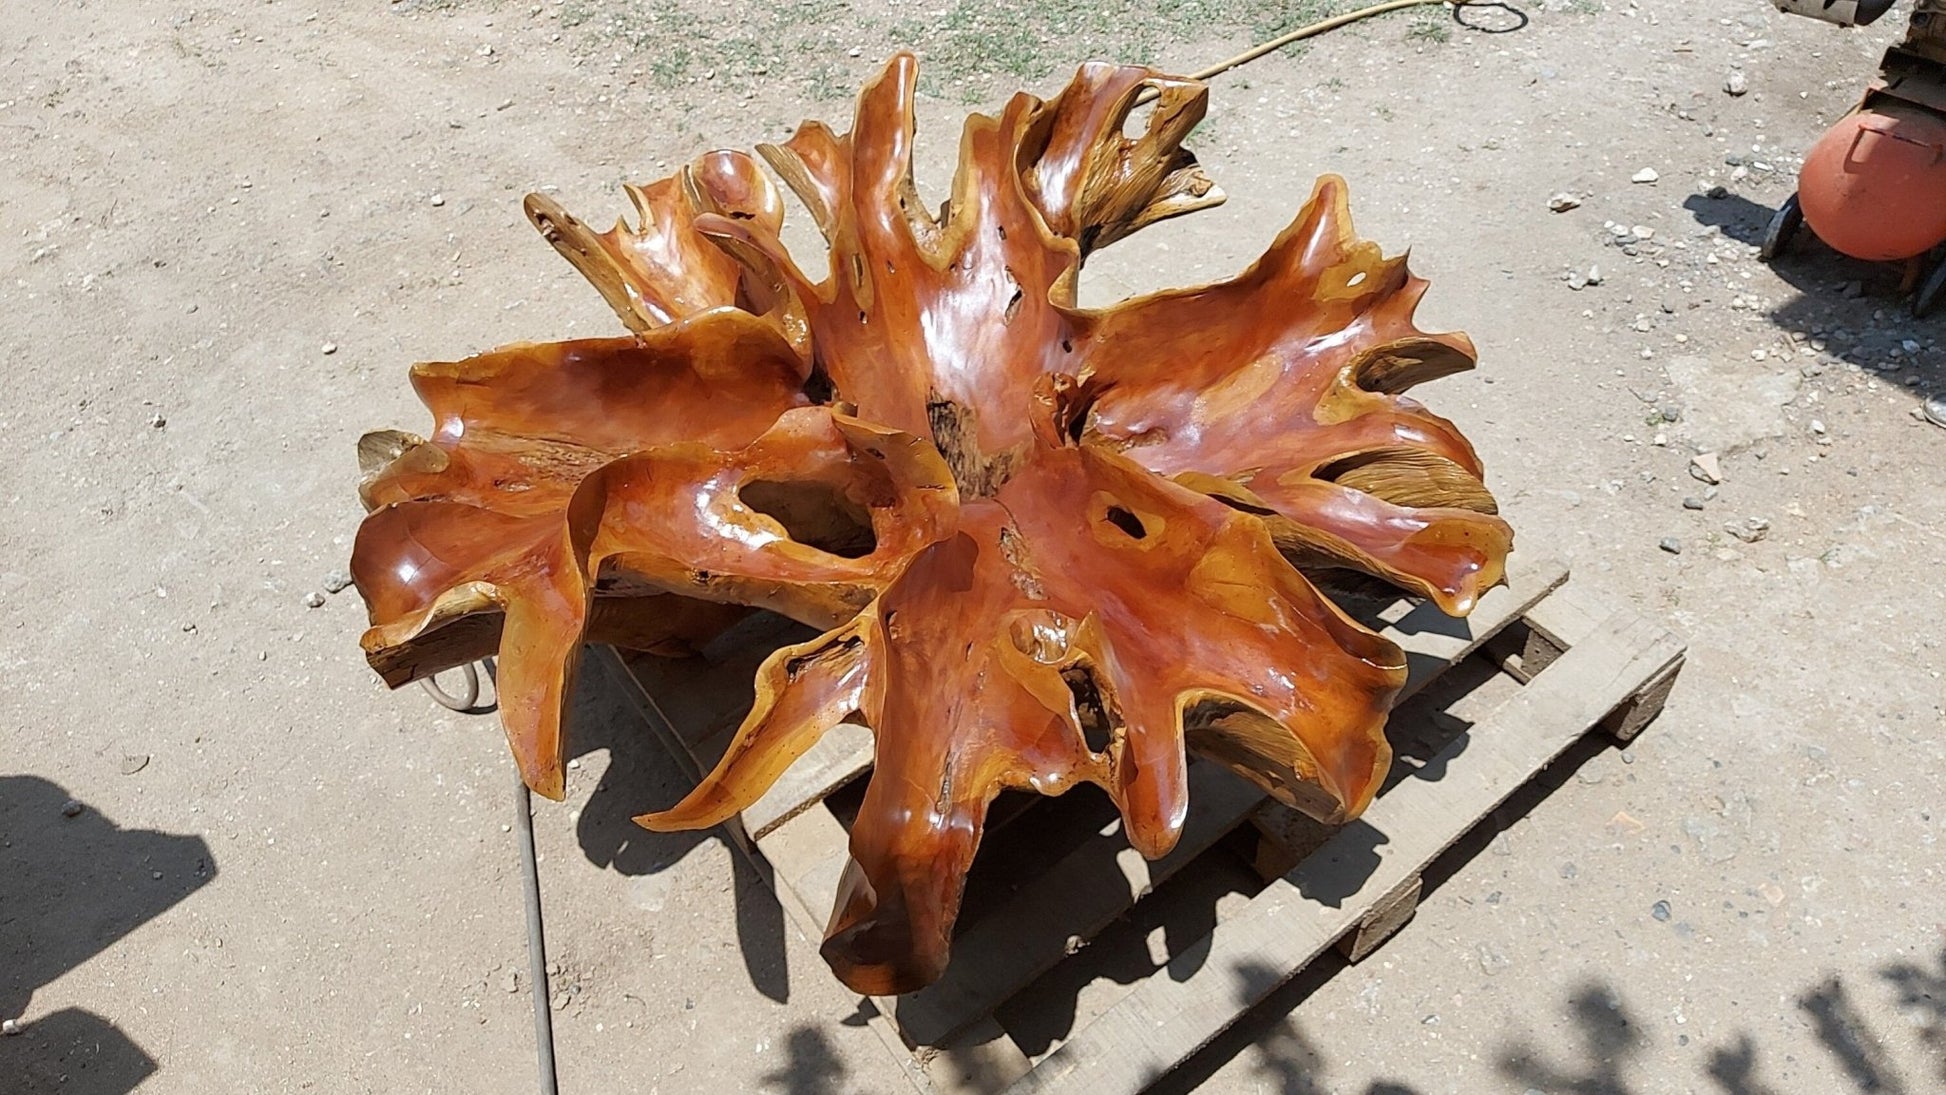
[514,773,560,1095]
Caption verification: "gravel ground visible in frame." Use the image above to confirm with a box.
[2,0,1942,1092]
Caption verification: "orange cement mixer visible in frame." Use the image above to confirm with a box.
[1762,0,1946,315]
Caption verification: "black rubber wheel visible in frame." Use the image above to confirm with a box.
[1912,254,1946,319]
[1760,193,1803,263]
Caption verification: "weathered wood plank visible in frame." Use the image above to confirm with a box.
[1251,557,1567,877]
[741,722,875,840]
[1380,557,1568,699]
[759,805,1035,1093]
[1010,608,1686,1094]
[1333,873,1421,963]
[890,763,1265,1048]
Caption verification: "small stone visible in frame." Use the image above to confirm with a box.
[1726,517,1771,543]
[61,799,84,818]
[1,1018,18,1036]
[1547,192,1581,212]
[1559,862,1579,880]
[1632,167,1660,184]
[303,591,326,608]
[502,970,519,993]
[1631,225,1655,240]
[119,754,150,775]
[1810,419,1826,435]
[1477,942,1511,975]
[1706,184,1729,199]
[322,570,355,594]
[1567,271,1588,291]
[149,414,167,429]
[321,342,338,355]
[430,194,446,207]
[184,302,198,314]
[1586,264,1603,286]
[1682,496,1705,511]
[1841,280,1864,299]
[551,991,571,1011]
[1724,70,1748,96]
[1651,900,1672,922]
[497,98,515,111]
[1689,452,1722,484]
[1659,537,1683,555]
[847,46,863,58]
[1659,404,1682,423]
[151,870,163,880]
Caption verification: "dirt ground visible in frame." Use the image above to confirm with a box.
[3,0,1943,1092]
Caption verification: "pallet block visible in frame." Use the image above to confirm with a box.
[594,556,1686,1094]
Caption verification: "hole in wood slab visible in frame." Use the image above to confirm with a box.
[740,478,878,558]
[1103,505,1146,540]
[1062,664,1116,754]
[1122,96,1156,141]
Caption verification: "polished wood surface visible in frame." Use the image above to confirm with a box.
[350,53,1511,993]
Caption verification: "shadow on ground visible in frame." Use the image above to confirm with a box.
[1493,950,1945,1094]
[0,774,216,1094]
[569,649,792,1003]
[760,1025,850,1095]
[1684,190,1944,401]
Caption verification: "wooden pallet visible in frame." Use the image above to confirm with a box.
[594,556,1685,1093]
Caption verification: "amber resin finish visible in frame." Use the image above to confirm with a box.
[350,55,1512,995]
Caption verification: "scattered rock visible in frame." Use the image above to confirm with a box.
[1477,942,1512,975]
[1810,418,1826,435]
[1682,496,1705,511]
[1631,167,1660,184]
[1842,280,1864,299]
[1705,184,1729,199]
[1659,404,1682,423]
[119,754,150,775]
[61,799,84,817]
[1726,517,1771,543]
[1659,537,1683,554]
[1651,899,1672,922]
[502,970,519,993]
[1689,451,1723,484]
[1631,225,1655,240]
[1724,70,1748,96]
[430,194,446,207]
[321,342,339,355]
[322,570,355,594]
[1567,270,1589,291]
[1664,353,1801,452]
[551,991,570,1011]
[149,414,166,429]
[1547,192,1581,212]
[1586,264,1604,286]
[302,590,326,608]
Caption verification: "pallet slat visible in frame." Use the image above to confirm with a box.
[1006,608,1686,1094]
[892,763,1264,1046]
[892,557,1566,1049]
